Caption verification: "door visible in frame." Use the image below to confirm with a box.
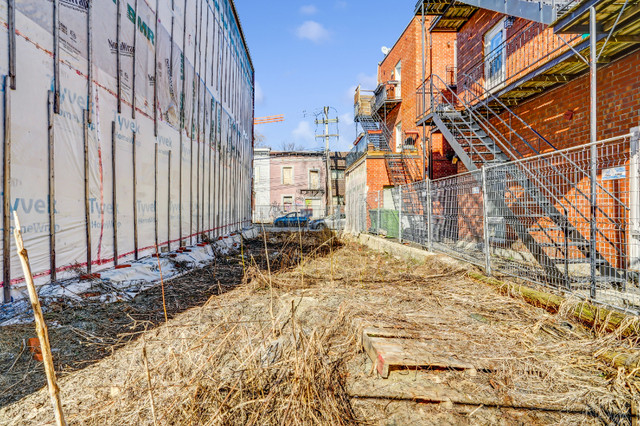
[394,60,402,98]
[395,122,402,153]
[484,20,505,91]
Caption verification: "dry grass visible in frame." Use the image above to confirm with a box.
[1,234,639,425]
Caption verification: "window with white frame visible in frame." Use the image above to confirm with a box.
[484,19,506,91]
[309,169,320,189]
[282,166,293,185]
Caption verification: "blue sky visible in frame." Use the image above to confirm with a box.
[234,0,419,152]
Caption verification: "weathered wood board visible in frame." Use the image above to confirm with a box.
[362,327,480,378]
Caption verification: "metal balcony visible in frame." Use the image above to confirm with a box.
[373,81,402,115]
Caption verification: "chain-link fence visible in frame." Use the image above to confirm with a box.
[348,131,640,314]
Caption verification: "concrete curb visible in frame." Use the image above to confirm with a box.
[345,233,473,271]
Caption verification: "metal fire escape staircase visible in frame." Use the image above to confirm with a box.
[355,88,425,239]
[354,90,417,187]
[452,0,575,25]
[421,73,624,287]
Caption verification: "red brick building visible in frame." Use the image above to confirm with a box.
[416,0,640,170]
[345,15,457,229]
[411,0,640,280]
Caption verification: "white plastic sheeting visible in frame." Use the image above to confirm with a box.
[0,0,254,303]
[0,229,253,326]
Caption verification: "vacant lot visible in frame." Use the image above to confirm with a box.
[0,232,638,425]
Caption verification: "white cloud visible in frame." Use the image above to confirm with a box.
[300,5,317,15]
[254,82,265,106]
[296,21,330,44]
[292,121,316,145]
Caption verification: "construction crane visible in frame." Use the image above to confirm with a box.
[254,115,285,125]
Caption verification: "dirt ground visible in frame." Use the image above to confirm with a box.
[0,232,639,425]
[0,231,316,408]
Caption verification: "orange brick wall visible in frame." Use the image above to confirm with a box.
[491,50,640,155]
[377,16,456,179]
[448,10,640,268]
[455,9,640,151]
[365,157,391,193]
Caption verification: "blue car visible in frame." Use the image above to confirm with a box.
[273,212,309,228]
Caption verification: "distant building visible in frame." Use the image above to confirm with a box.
[253,149,350,222]
[345,15,455,232]
[252,148,272,223]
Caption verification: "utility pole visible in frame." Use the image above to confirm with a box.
[315,107,339,215]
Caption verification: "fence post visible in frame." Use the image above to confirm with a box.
[589,142,598,300]
[481,166,492,276]
[398,186,403,243]
[427,179,433,251]
[629,127,640,290]
[377,190,382,235]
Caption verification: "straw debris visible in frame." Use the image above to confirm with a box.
[0,232,639,425]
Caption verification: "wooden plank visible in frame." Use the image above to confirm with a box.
[348,379,592,413]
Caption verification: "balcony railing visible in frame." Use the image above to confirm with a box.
[416,76,459,123]
[354,87,374,118]
[346,138,368,169]
[373,81,401,113]
[457,20,581,106]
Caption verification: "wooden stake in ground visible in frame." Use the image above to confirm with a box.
[13,211,66,426]
[154,244,168,323]
[142,336,159,426]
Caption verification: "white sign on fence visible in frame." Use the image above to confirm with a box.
[602,166,626,181]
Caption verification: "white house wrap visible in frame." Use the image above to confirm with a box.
[0,0,254,302]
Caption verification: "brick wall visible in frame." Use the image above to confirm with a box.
[269,154,327,207]
[449,9,640,269]
[492,50,640,155]
[377,16,456,178]
[452,8,640,150]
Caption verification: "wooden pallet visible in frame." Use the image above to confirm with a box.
[362,327,480,379]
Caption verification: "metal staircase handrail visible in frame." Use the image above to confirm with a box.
[428,74,523,164]
[427,75,507,164]
[428,73,623,263]
[455,76,626,259]
[461,74,629,211]
[370,105,393,151]
[427,75,573,234]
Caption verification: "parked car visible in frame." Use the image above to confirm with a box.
[273,211,309,228]
[309,213,346,230]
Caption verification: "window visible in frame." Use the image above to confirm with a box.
[331,170,345,180]
[484,20,506,91]
[395,122,402,153]
[333,196,344,205]
[309,170,320,189]
[394,60,402,98]
[283,196,293,208]
[282,166,293,185]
